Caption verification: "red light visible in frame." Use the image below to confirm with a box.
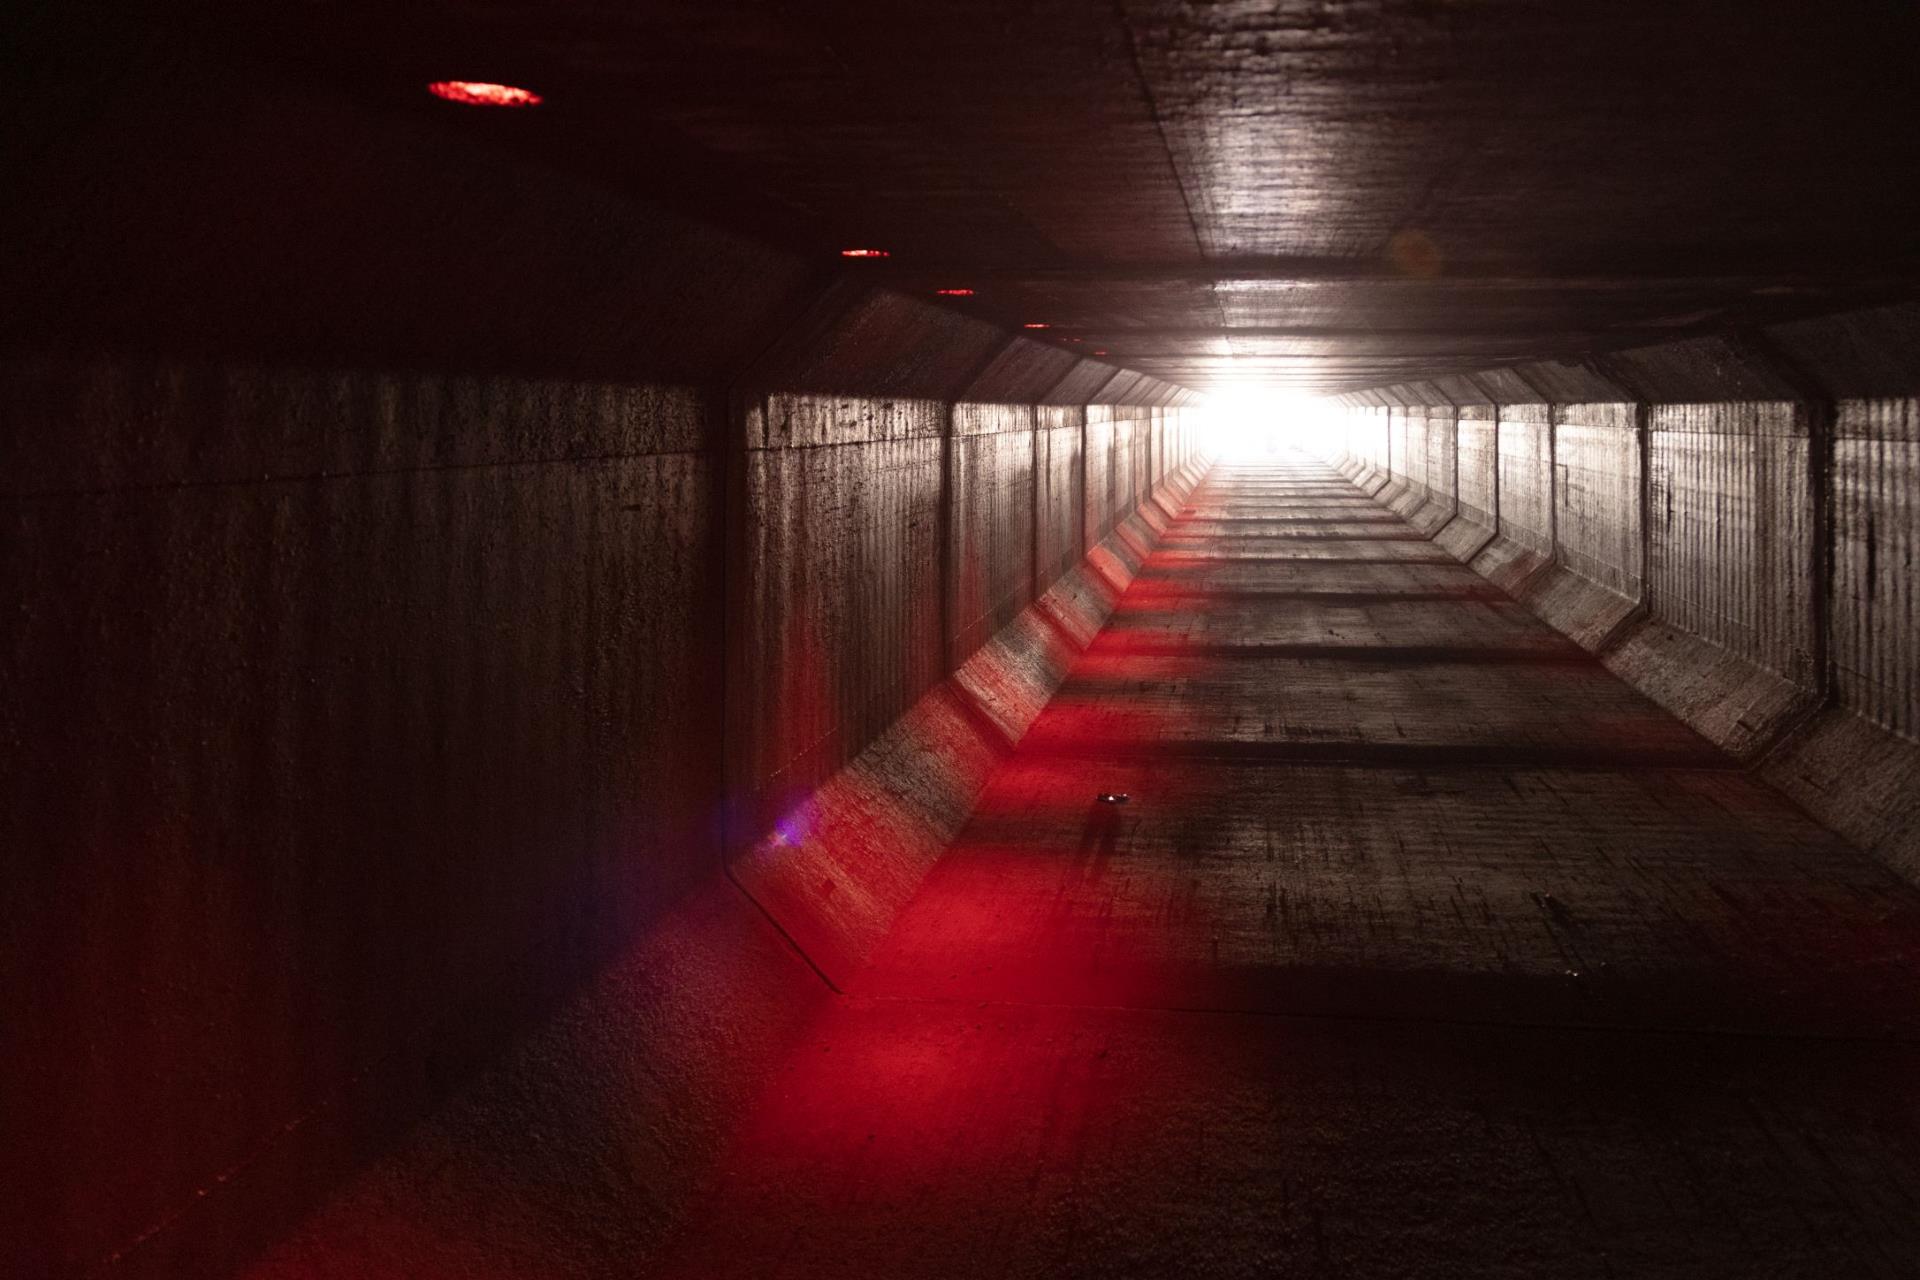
[840,248,891,258]
[1023,323,1050,329]
[427,81,543,108]
[935,288,976,297]
[1093,349,1110,356]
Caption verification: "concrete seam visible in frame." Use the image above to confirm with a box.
[1504,364,1559,571]
[1730,327,1839,709]
[715,267,850,993]
[944,335,1027,673]
[939,398,957,674]
[1031,400,1042,607]
[1079,404,1092,558]
[1589,397,1655,657]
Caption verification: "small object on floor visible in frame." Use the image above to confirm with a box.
[1096,792,1130,805]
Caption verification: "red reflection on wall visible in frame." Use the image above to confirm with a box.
[426,81,543,107]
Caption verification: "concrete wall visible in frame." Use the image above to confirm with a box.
[1496,412,1554,564]
[951,402,1040,660]
[3,360,737,1278]
[1036,406,1086,579]
[1832,396,1919,741]
[1645,402,1815,682]
[1456,409,1499,530]
[0,40,1204,1280]
[1329,302,1920,885]
[734,391,950,828]
[1553,403,1642,601]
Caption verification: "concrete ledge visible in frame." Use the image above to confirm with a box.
[1382,482,1426,518]
[1433,516,1495,562]
[1162,462,1202,504]
[1468,535,1553,595]
[1377,476,1416,507]
[729,683,1010,983]
[1761,710,1920,885]
[1411,500,1457,537]
[1600,620,1821,763]
[1111,515,1156,571]
[729,485,1178,985]
[1137,495,1177,536]
[1386,490,1456,537]
[1515,566,1643,653]
[1034,560,1125,649]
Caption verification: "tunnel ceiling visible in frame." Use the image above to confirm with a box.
[221,0,1920,394]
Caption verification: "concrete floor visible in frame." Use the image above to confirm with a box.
[657,456,1920,1278]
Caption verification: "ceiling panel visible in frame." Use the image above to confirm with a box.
[210,0,1920,392]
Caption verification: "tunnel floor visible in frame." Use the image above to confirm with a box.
[657,456,1920,1278]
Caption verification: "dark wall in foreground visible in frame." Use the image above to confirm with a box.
[1331,303,1920,881]
[0,32,1199,1280]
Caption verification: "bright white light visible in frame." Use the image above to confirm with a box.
[1200,388,1343,459]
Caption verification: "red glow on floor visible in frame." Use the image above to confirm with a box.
[426,81,543,107]
[840,248,891,258]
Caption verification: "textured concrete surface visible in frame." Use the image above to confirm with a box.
[1336,334,1920,960]
[1335,306,1917,887]
[19,5,1920,392]
[1830,396,1919,742]
[234,466,1207,1280]
[2,358,730,1277]
[2,342,1192,1278]
[8,4,1919,1275]
[653,456,1920,1278]
[0,58,1187,1279]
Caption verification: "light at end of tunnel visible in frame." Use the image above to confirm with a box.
[935,288,975,296]
[427,81,543,107]
[1201,387,1343,460]
[840,248,891,258]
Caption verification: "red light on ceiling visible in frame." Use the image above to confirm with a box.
[427,81,543,108]
[1022,322,1050,329]
[935,288,975,297]
[840,248,890,258]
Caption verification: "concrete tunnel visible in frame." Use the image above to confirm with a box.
[7,2,1920,1275]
